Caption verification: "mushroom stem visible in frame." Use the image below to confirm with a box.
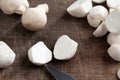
[15,5,26,14]
[36,4,49,13]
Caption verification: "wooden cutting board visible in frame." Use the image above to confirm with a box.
[0,0,119,80]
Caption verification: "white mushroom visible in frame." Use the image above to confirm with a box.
[107,33,120,45]
[28,41,52,66]
[53,35,78,60]
[92,0,106,4]
[117,68,120,79]
[0,0,29,15]
[0,41,16,68]
[108,44,120,61]
[22,4,49,31]
[87,5,108,28]
[105,8,120,33]
[67,0,92,18]
[107,0,120,9]
[93,22,108,37]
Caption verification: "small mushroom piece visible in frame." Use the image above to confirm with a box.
[87,5,108,28]
[108,44,120,61]
[0,41,16,68]
[93,22,108,37]
[53,35,78,60]
[107,33,120,45]
[67,0,92,18]
[105,8,120,33]
[28,41,52,66]
[117,68,120,79]
[92,0,106,4]
[0,0,29,14]
[107,0,120,9]
[22,4,49,31]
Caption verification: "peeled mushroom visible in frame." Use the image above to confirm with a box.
[107,0,120,9]
[107,33,120,45]
[67,0,92,18]
[105,8,120,33]
[53,35,78,60]
[87,5,108,28]
[0,0,29,15]
[93,22,108,37]
[28,41,52,66]
[22,4,49,31]
[92,0,106,4]
[0,41,16,68]
[108,44,120,61]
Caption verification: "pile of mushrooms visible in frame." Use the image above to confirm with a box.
[0,0,49,31]
[0,0,50,68]
[0,0,79,68]
[0,0,79,70]
[67,0,120,79]
[1,0,120,79]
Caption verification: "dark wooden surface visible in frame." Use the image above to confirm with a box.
[0,0,119,80]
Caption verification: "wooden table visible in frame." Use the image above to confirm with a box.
[0,0,119,80]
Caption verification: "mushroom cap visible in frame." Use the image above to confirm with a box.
[107,33,120,45]
[22,8,47,31]
[89,5,108,21]
[87,5,108,28]
[108,45,120,61]
[105,8,120,33]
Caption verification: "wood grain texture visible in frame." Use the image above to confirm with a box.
[0,0,119,80]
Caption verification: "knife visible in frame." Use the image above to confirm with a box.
[45,64,76,80]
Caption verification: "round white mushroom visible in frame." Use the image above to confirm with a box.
[87,5,108,28]
[107,33,120,45]
[28,41,52,66]
[105,8,120,33]
[0,0,29,15]
[22,4,49,31]
[108,44,120,61]
[67,0,92,18]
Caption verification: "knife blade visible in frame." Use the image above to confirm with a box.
[45,64,76,80]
